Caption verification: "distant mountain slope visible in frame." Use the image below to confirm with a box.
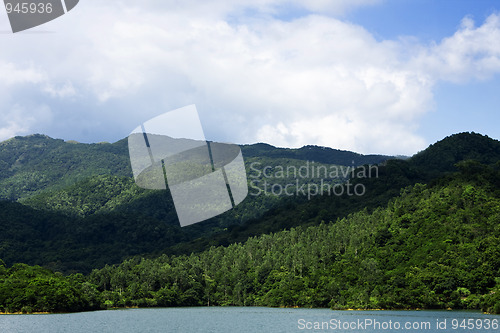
[21,157,348,219]
[2,132,499,274]
[0,134,394,201]
[241,143,394,165]
[171,132,500,252]
[0,135,131,200]
[411,132,500,178]
[21,175,155,218]
[87,162,500,313]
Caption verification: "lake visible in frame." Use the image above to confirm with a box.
[0,307,498,333]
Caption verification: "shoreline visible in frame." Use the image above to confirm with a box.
[1,306,496,315]
[0,311,51,315]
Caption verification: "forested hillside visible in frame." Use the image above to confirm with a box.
[0,134,391,201]
[0,261,100,314]
[173,132,500,251]
[0,132,499,314]
[0,134,131,200]
[0,134,392,273]
[1,161,499,314]
[241,143,394,165]
[86,161,500,314]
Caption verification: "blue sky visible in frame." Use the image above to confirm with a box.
[346,0,500,146]
[0,0,499,155]
[347,0,499,41]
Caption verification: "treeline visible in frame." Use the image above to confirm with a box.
[0,261,100,313]
[2,162,498,314]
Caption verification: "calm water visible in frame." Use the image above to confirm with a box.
[0,307,498,333]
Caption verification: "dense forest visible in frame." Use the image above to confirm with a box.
[0,134,132,200]
[87,162,500,313]
[0,132,499,314]
[1,163,499,314]
[0,135,392,272]
[0,134,391,201]
[0,261,100,313]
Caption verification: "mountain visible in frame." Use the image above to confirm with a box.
[411,132,500,179]
[0,134,131,200]
[1,132,499,274]
[241,142,393,165]
[175,132,500,252]
[0,134,392,201]
[0,131,499,314]
[86,164,500,313]
[2,158,499,314]
[0,134,395,273]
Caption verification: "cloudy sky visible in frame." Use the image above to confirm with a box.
[0,0,499,155]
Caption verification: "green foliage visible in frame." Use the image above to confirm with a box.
[411,132,500,180]
[0,264,100,313]
[21,175,150,218]
[82,164,499,312]
[1,132,500,314]
[241,143,393,166]
[0,135,131,200]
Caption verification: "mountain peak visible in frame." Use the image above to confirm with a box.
[0,134,65,149]
[410,132,500,176]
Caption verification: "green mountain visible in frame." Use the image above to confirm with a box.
[412,132,500,179]
[86,163,500,313]
[174,132,500,252]
[0,134,394,273]
[0,134,131,200]
[0,134,392,201]
[241,142,393,165]
[0,131,499,314]
[2,158,499,314]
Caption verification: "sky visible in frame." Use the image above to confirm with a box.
[0,0,499,156]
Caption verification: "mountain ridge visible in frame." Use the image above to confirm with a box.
[0,133,396,201]
[1,131,499,274]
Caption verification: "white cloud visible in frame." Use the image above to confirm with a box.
[0,1,499,155]
[43,82,76,99]
[413,14,500,83]
[0,104,52,141]
[0,62,44,87]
